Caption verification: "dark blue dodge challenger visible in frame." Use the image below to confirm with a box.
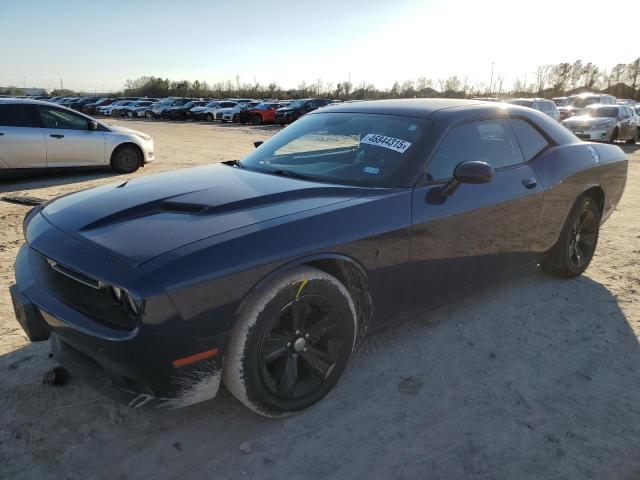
[11,99,627,416]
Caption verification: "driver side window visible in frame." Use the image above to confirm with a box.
[426,119,524,182]
[37,106,89,130]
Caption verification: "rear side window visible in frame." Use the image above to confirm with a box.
[0,104,35,127]
[509,119,549,161]
[427,119,524,181]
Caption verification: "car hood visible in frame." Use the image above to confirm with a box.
[563,115,614,125]
[39,165,364,266]
[277,107,294,113]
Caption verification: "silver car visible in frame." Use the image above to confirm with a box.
[506,98,560,121]
[562,104,639,143]
[0,99,155,173]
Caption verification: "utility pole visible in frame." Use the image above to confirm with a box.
[489,62,495,95]
[60,78,63,90]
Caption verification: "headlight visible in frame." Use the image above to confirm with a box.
[109,286,140,316]
[596,122,613,129]
[110,286,123,303]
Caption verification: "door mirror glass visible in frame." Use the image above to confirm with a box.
[453,160,494,184]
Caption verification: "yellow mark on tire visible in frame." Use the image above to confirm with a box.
[296,280,308,299]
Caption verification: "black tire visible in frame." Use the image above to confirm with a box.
[205,113,213,121]
[145,111,153,119]
[609,127,618,143]
[232,113,239,123]
[111,145,142,174]
[252,114,263,125]
[224,267,357,417]
[110,110,119,117]
[626,128,639,144]
[540,195,601,278]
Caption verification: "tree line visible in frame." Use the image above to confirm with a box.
[4,58,639,101]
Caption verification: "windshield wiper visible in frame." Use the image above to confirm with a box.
[267,169,313,181]
[222,159,245,169]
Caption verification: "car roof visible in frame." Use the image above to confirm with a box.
[0,98,55,105]
[317,98,484,118]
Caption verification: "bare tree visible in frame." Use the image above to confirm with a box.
[627,58,640,97]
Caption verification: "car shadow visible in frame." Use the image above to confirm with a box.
[2,267,639,478]
[0,167,120,194]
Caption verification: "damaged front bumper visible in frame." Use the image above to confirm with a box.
[12,244,229,409]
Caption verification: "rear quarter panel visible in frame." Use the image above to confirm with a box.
[530,142,627,252]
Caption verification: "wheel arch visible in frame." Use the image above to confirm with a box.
[581,185,605,217]
[234,253,373,345]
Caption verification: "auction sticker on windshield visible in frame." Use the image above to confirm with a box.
[360,134,412,153]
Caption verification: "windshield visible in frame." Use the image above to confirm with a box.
[569,96,600,108]
[287,101,305,108]
[577,107,618,118]
[239,112,427,187]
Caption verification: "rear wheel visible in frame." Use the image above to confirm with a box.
[145,111,153,119]
[540,196,600,278]
[252,114,263,125]
[111,145,142,174]
[224,267,357,417]
[205,113,213,121]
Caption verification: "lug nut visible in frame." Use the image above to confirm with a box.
[305,333,309,339]
[295,330,301,335]
[302,347,307,353]
[286,342,291,347]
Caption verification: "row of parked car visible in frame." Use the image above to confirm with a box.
[42,95,337,126]
[499,93,640,144]
[33,92,640,144]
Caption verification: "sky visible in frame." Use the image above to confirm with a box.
[0,0,637,92]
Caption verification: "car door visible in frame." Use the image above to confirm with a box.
[35,105,106,167]
[409,117,545,305]
[0,103,46,169]
[618,107,632,139]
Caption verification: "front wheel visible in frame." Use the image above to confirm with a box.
[540,196,600,278]
[609,127,618,143]
[224,267,357,417]
[626,128,639,144]
[252,114,263,125]
[111,145,142,174]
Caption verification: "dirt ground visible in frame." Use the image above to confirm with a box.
[1,119,639,480]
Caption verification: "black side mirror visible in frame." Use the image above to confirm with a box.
[253,141,264,148]
[453,160,494,184]
[426,161,493,204]
[88,120,98,131]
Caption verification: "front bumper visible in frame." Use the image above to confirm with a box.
[11,243,227,409]
[565,126,611,141]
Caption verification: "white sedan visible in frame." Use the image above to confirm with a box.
[0,99,155,173]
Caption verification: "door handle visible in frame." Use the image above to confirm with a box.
[50,134,64,139]
[522,177,537,189]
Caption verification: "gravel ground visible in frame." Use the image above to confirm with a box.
[0,120,639,480]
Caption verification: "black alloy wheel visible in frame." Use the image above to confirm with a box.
[258,294,345,400]
[567,204,598,269]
